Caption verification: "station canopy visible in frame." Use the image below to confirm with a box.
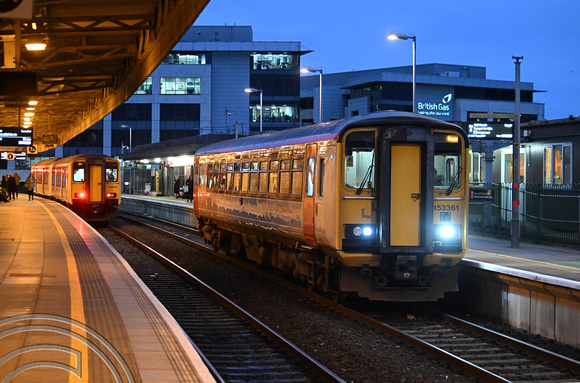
[0,0,210,153]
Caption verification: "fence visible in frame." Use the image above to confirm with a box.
[469,183,580,246]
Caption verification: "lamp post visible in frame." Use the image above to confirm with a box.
[121,124,133,193]
[226,108,239,138]
[388,32,417,113]
[245,88,263,134]
[301,68,323,123]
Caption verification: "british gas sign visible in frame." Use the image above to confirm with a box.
[417,93,453,119]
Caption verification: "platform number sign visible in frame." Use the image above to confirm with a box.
[6,152,15,161]
[27,145,37,155]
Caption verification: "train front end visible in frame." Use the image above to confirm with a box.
[337,119,469,301]
[70,157,120,221]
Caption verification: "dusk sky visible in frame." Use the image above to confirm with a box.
[195,0,579,121]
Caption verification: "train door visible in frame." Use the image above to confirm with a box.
[303,144,317,246]
[390,144,421,246]
[89,163,103,203]
[380,127,434,253]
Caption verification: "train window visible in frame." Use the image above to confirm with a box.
[220,161,226,171]
[73,162,85,182]
[279,160,291,194]
[219,171,226,190]
[233,173,241,192]
[319,158,325,197]
[269,161,279,194]
[259,161,268,193]
[234,161,241,171]
[249,161,259,192]
[292,170,303,195]
[56,169,61,187]
[434,133,462,191]
[241,161,250,192]
[106,163,118,182]
[227,172,234,191]
[306,157,315,197]
[227,163,234,172]
[344,131,375,190]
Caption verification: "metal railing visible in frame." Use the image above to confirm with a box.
[469,183,580,246]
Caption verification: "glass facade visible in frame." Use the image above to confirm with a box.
[160,77,201,95]
[111,103,152,155]
[159,104,201,140]
[135,77,152,95]
[251,53,298,70]
[162,52,206,65]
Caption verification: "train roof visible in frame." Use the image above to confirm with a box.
[196,111,468,156]
[32,153,118,167]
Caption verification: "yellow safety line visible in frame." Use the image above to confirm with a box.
[468,248,580,272]
[40,201,90,382]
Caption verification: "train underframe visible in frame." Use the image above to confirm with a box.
[199,220,459,302]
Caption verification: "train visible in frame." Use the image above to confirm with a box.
[193,111,469,302]
[31,153,121,222]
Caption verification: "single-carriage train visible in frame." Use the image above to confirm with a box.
[31,153,121,221]
[194,111,469,301]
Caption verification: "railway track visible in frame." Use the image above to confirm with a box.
[111,212,580,382]
[107,222,344,383]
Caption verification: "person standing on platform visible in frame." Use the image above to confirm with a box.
[13,172,21,198]
[186,175,193,203]
[1,175,7,195]
[24,173,36,200]
[7,173,16,200]
[173,176,181,199]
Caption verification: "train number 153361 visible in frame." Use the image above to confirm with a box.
[433,204,460,211]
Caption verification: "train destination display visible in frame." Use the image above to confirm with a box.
[468,122,513,140]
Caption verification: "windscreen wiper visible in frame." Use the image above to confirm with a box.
[356,155,375,195]
[445,166,462,196]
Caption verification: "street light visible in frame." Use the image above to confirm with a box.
[121,124,133,194]
[301,67,323,123]
[245,88,263,134]
[388,32,417,113]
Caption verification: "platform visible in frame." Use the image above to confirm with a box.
[0,197,215,382]
[465,234,580,287]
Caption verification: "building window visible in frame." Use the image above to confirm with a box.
[544,143,572,185]
[160,77,201,95]
[251,53,298,70]
[135,77,152,95]
[160,104,201,141]
[162,52,206,65]
[249,105,297,123]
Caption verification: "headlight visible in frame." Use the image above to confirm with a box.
[434,224,462,244]
[438,225,457,239]
[345,224,376,238]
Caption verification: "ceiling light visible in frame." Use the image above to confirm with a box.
[25,36,47,51]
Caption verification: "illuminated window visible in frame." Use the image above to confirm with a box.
[135,77,152,95]
[160,77,201,95]
[162,53,206,65]
[251,53,298,70]
[544,143,572,185]
[73,162,85,182]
